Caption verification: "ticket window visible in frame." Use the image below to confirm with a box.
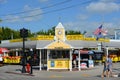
[49,50,70,59]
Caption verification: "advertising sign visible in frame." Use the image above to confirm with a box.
[48,60,69,69]
[80,62,87,68]
[88,60,94,68]
[51,61,55,67]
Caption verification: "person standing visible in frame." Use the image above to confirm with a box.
[73,59,76,68]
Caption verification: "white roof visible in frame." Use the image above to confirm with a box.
[1,39,120,49]
[55,22,64,29]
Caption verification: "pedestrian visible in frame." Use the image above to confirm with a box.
[107,55,113,77]
[101,56,109,77]
[0,56,3,66]
[73,59,76,68]
[76,56,79,67]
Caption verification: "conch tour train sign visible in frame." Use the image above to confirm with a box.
[10,35,109,43]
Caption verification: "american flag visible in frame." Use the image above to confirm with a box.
[102,29,108,36]
[94,25,102,35]
[94,25,108,40]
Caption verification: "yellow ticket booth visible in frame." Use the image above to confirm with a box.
[46,40,73,71]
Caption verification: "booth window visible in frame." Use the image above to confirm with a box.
[49,50,70,59]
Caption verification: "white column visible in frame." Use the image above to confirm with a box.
[3,52,5,56]
[106,47,109,58]
[78,49,81,71]
[16,49,18,56]
[69,49,72,71]
[97,43,102,51]
[39,49,41,71]
[115,31,117,40]
[47,49,50,71]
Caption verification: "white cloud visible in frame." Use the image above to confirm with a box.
[4,5,43,22]
[24,5,31,11]
[0,0,7,4]
[39,0,48,2]
[77,14,88,20]
[63,21,120,36]
[100,0,115,2]
[64,21,95,32]
[23,5,43,21]
[4,15,20,22]
[86,2,119,14]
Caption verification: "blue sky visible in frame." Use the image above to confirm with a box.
[0,0,120,33]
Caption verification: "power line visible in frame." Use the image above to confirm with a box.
[0,0,72,17]
[3,0,93,21]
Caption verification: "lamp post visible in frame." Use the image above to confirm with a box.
[20,28,28,73]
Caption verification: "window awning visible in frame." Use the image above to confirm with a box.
[80,50,89,54]
[74,50,94,54]
[0,48,9,54]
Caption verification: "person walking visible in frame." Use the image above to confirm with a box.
[101,56,109,77]
[107,55,113,77]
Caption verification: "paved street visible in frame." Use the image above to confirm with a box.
[0,63,120,80]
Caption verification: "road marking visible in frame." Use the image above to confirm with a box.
[49,75,63,78]
[81,74,90,77]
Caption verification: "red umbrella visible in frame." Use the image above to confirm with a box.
[0,48,9,54]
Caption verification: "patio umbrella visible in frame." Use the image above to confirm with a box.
[0,48,9,54]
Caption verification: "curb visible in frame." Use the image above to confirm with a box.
[5,71,34,76]
[112,74,120,77]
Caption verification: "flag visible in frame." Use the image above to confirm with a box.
[94,25,103,40]
[102,29,108,36]
[94,25,102,35]
[94,25,108,40]
[96,32,102,40]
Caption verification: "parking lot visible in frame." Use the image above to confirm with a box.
[0,62,120,80]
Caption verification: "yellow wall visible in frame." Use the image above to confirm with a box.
[48,59,69,69]
[47,41,71,49]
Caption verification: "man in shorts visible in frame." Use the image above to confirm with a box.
[107,55,113,77]
[101,56,109,77]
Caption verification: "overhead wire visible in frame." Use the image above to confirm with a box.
[2,0,93,21]
[0,0,72,16]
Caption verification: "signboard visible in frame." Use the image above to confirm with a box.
[66,35,83,40]
[9,34,110,43]
[3,56,21,63]
[51,61,55,67]
[10,39,22,42]
[37,35,54,40]
[88,60,94,68]
[0,57,3,61]
[80,62,87,68]
[94,53,103,60]
[48,60,69,69]
[66,35,109,42]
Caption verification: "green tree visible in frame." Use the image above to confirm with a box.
[0,19,2,22]
[66,30,81,35]
[0,27,34,40]
[47,26,55,35]
[0,25,83,40]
